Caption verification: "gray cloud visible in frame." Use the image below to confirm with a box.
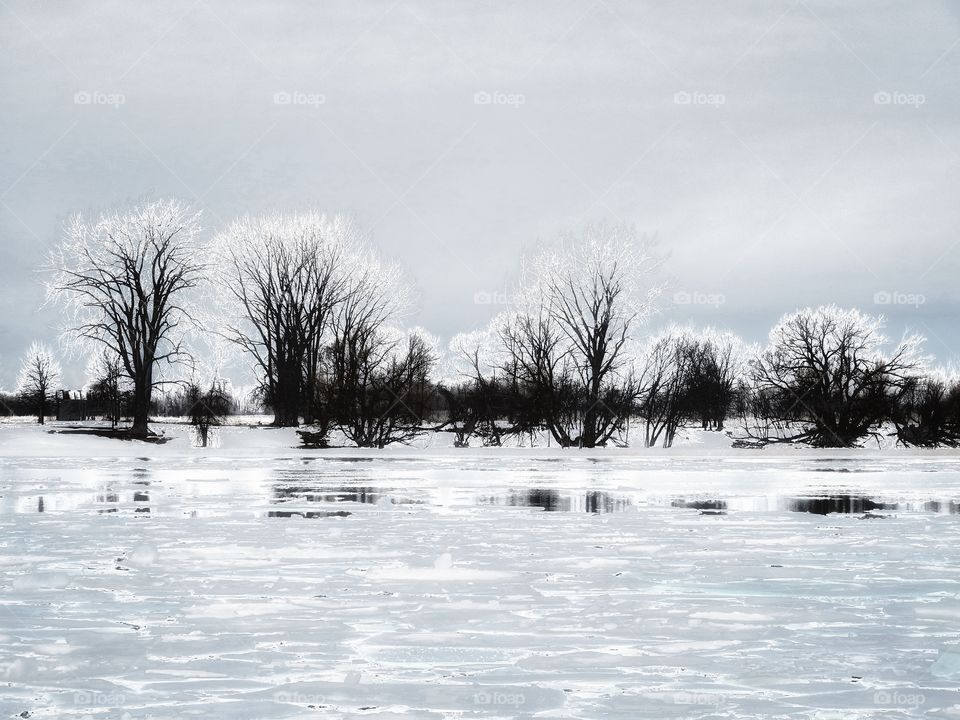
[1,0,959,386]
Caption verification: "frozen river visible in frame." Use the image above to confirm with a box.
[3,452,960,718]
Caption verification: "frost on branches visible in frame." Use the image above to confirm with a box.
[48,199,204,437]
[744,305,925,447]
[16,342,62,425]
[446,223,665,448]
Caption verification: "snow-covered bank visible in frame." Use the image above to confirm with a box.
[2,420,960,460]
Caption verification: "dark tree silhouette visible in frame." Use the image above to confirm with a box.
[50,199,203,438]
[214,212,347,428]
[16,342,61,425]
[749,305,921,447]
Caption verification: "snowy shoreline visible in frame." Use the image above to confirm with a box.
[2,419,960,461]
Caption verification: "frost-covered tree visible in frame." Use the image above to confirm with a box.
[16,342,61,424]
[444,318,516,446]
[634,328,696,448]
[631,326,746,447]
[499,309,580,445]
[49,199,203,438]
[683,329,746,431]
[749,305,923,447]
[326,327,436,448]
[890,368,960,447]
[212,212,349,427]
[513,222,663,447]
[318,253,421,447]
[85,349,128,428]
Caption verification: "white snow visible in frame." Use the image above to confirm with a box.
[2,421,960,718]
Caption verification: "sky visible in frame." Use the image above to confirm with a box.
[1,0,959,388]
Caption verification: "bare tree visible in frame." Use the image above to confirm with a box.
[186,380,231,448]
[49,199,203,438]
[326,328,436,448]
[683,329,745,431]
[213,212,348,427]
[319,253,419,447]
[634,329,696,448]
[890,369,960,447]
[514,223,663,447]
[499,309,579,445]
[85,348,127,428]
[16,342,62,424]
[749,305,922,447]
[445,322,516,446]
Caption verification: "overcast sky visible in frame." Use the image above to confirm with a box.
[2,0,959,387]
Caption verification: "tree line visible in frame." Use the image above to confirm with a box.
[7,198,956,449]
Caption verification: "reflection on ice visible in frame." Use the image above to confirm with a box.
[7,456,960,521]
[273,484,380,505]
[478,488,631,513]
[667,494,960,515]
[785,495,894,515]
[267,510,352,519]
[672,498,728,511]
[4,453,960,719]
[924,499,960,514]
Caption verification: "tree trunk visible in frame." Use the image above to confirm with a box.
[131,366,153,438]
[271,361,301,427]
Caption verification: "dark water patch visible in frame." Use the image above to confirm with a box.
[923,500,960,514]
[666,494,960,515]
[803,467,865,473]
[268,510,352,519]
[672,499,728,511]
[785,495,895,515]
[478,489,629,513]
[523,488,565,511]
